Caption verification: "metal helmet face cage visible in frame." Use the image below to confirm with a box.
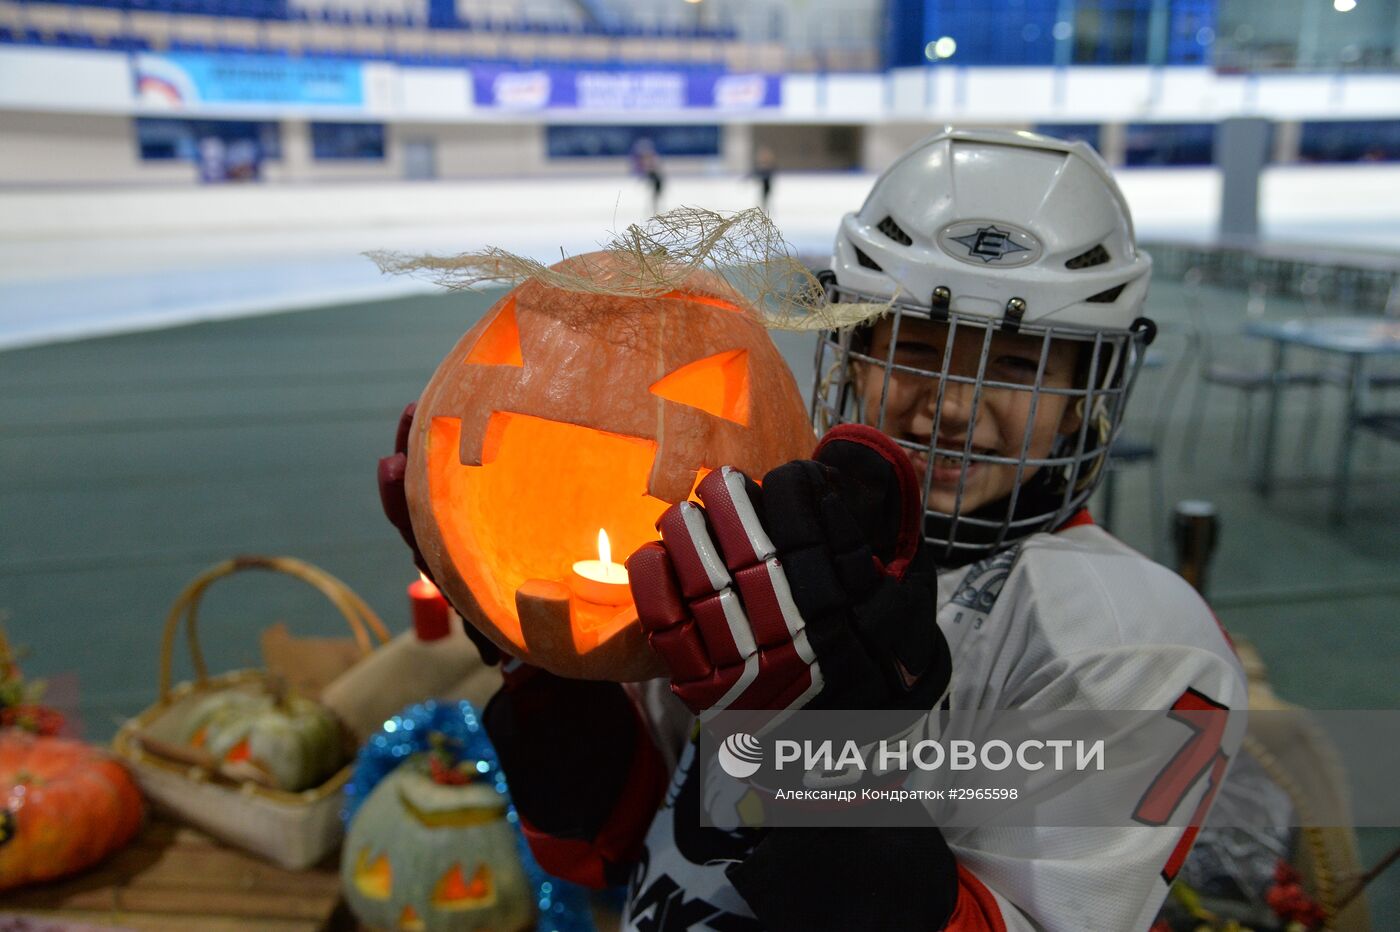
[811,283,1153,565]
[812,127,1155,564]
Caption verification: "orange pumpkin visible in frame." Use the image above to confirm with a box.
[0,729,145,890]
[406,253,814,681]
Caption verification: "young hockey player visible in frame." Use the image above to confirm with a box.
[380,128,1246,931]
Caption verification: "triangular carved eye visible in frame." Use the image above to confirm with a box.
[465,298,523,367]
[649,349,750,425]
[352,848,392,899]
[658,289,742,312]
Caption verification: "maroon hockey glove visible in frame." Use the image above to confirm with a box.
[377,403,430,576]
[627,424,950,718]
[378,401,503,666]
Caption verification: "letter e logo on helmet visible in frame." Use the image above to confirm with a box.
[940,221,1043,267]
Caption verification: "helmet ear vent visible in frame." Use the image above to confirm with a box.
[876,216,913,246]
[1086,284,1126,303]
[1066,244,1110,270]
[854,247,884,271]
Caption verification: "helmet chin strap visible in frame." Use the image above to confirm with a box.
[923,466,1070,568]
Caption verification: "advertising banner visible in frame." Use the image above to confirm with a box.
[472,67,780,112]
[134,52,365,109]
[129,54,775,114]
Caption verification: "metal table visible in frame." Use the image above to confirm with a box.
[1247,316,1400,523]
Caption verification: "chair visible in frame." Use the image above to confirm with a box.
[1363,277,1400,394]
[1179,267,1335,472]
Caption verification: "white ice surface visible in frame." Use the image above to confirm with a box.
[2,165,1398,350]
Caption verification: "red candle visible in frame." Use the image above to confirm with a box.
[409,573,450,641]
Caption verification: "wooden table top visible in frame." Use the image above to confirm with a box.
[1,815,351,932]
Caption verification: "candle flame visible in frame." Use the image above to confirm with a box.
[419,572,431,585]
[597,528,611,566]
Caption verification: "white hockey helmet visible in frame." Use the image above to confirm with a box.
[813,127,1156,564]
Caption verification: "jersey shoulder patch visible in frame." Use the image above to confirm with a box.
[949,545,1022,614]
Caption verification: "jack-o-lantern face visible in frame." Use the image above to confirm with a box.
[407,253,815,681]
[341,762,532,932]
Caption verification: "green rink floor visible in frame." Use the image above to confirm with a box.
[2,281,1397,921]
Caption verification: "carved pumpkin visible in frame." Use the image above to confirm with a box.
[341,754,532,932]
[406,253,814,681]
[0,729,145,890]
[181,689,347,792]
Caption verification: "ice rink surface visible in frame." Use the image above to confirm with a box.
[2,163,1400,350]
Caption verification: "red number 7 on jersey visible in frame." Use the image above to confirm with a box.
[1133,689,1231,883]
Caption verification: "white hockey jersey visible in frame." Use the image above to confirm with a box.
[622,522,1248,932]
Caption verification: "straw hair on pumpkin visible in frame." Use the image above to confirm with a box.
[366,207,890,333]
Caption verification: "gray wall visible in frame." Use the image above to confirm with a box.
[0,111,193,185]
[753,124,864,172]
[0,113,752,185]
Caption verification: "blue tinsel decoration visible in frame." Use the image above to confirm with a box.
[343,700,596,932]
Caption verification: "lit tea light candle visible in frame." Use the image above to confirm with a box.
[408,572,450,641]
[570,529,631,605]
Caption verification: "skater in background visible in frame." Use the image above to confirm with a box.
[752,145,777,214]
[226,137,262,182]
[631,137,664,215]
[196,135,227,184]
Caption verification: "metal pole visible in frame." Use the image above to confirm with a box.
[1331,354,1366,526]
[1054,0,1076,67]
[1254,339,1287,496]
[1147,0,1170,67]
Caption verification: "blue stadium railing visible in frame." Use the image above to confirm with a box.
[0,0,746,71]
[0,24,738,72]
[6,0,740,40]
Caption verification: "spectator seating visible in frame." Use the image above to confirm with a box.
[0,0,778,68]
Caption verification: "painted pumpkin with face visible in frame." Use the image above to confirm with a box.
[341,754,532,932]
[406,253,814,681]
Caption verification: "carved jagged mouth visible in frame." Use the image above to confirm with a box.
[426,411,702,656]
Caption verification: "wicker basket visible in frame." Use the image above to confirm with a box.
[112,555,389,870]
